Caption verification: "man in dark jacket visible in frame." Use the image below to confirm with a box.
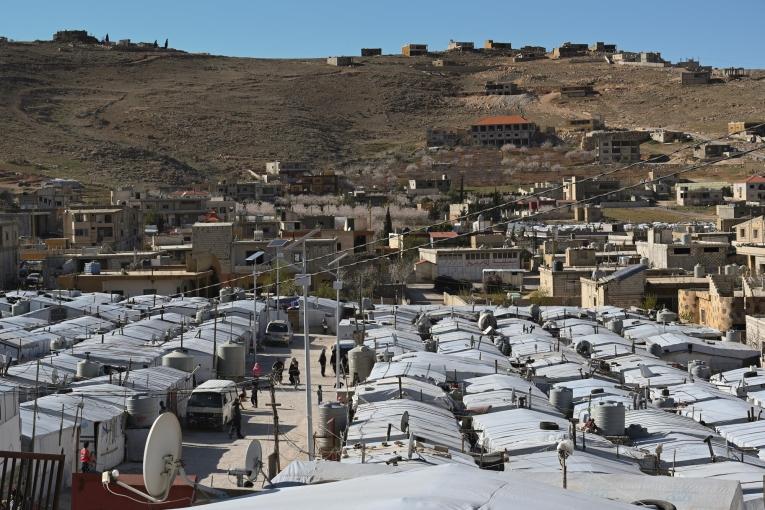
[229,399,244,439]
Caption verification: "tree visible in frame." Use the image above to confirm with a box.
[383,207,393,237]
[104,34,110,44]
[528,288,553,306]
[163,38,169,49]
[641,293,658,311]
[153,40,158,48]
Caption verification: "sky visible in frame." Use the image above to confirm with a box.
[2,0,763,68]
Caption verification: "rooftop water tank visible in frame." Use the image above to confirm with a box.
[50,337,65,351]
[591,400,625,436]
[162,349,196,372]
[216,341,246,379]
[724,330,742,343]
[640,257,650,267]
[529,304,540,321]
[679,233,691,245]
[618,255,631,266]
[694,264,705,278]
[552,260,564,272]
[656,308,677,324]
[608,318,623,335]
[219,287,235,304]
[84,261,101,275]
[689,360,711,380]
[126,394,160,429]
[549,386,573,417]
[724,265,737,276]
[76,353,100,379]
[348,345,376,383]
[478,311,497,331]
[316,402,348,460]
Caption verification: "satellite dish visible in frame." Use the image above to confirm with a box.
[143,412,183,499]
[400,411,409,433]
[244,439,262,482]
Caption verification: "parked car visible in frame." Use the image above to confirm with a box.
[265,320,293,347]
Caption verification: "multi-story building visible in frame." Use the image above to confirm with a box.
[402,44,428,57]
[470,116,537,147]
[728,121,765,141]
[63,207,142,250]
[426,128,460,147]
[675,183,727,206]
[562,176,622,202]
[484,81,518,96]
[211,181,280,203]
[551,42,588,59]
[636,228,731,272]
[360,48,382,57]
[733,176,765,204]
[483,40,512,50]
[285,173,340,195]
[265,161,309,176]
[681,71,711,85]
[693,142,735,160]
[408,176,451,195]
[582,130,646,163]
[447,41,474,51]
[415,246,527,282]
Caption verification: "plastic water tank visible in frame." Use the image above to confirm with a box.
[552,260,564,272]
[618,255,631,266]
[591,401,626,436]
[316,402,348,459]
[679,233,691,245]
[656,308,678,324]
[725,330,742,343]
[549,386,573,416]
[216,341,246,378]
[640,257,650,267]
[694,264,705,278]
[162,349,196,372]
[348,345,376,383]
[529,304,540,321]
[219,287,234,304]
[84,261,101,275]
[50,337,65,351]
[478,311,498,331]
[724,265,736,276]
[689,360,711,380]
[608,318,624,335]
[126,394,160,428]
[76,353,101,379]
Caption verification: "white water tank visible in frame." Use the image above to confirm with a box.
[639,257,650,267]
[11,301,29,316]
[76,353,101,379]
[591,401,625,436]
[50,337,65,351]
[478,311,498,331]
[216,341,246,378]
[608,318,623,335]
[219,287,235,304]
[656,308,677,324]
[126,394,160,428]
[724,265,737,276]
[316,402,348,459]
[348,345,376,383]
[162,349,196,372]
[694,264,705,278]
[679,233,691,245]
[724,330,742,343]
[549,386,573,416]
[688,360,711,380]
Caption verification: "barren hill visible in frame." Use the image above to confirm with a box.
[1,41,763,186]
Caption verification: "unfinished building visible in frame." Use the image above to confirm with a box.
[484,40,512,50]
[470,116,537,147]
[484,81,518,96]
[681,71,711,85]
[582,130,646,163]
[560,85,594,98]
[360,48,382,57]
[402,43,428,57]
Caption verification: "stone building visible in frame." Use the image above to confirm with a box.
[484,40,512,50]
[402,44,428,57]
[733,176,765,204]
[360,48,382,57]
[636,229,731,272]
[580,264,647,308]
[676,183,726,207]
[681,71,711,85]
[63,207,142,250]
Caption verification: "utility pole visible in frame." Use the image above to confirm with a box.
[212,303,218,374]
[31,359,40,452]
[301,241,314,459]
[268,382,281,474]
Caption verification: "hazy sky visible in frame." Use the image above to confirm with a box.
[2,0,763,68]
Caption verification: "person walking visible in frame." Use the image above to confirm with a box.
[250,379,258,408]
[229,399,244,439]
[330,348,337,375]
[80,442,95,472]
[239,387,247,408]
[317,385,323,405]
[319,348,327,377]
[288,358,300,389]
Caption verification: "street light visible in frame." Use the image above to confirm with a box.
[246,250,265,354]
[283,228,320,460]
[267,239,290,316]
[327,252,348,392]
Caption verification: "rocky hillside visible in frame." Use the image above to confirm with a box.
[1,41,763,186]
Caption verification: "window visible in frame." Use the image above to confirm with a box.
[673,247,691,255]
[703,247,719,253]
[754,230,759,238]
[104,214,112,223]
[740,229,746,238]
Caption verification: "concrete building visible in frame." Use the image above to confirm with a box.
[551,42,588,59]
[408,175,451,195]
[0,219,19,289]
[681,71,711,85]
[717,203,765,232]
[484,81,518,96]
[265,161,309,176]
[484,40,512,50]
[693,142,735,160]
[285,173,340,195]
[360,48,382,57]
[580,264,648,308]
[211,180,280,203]
[415,247,526,282]
[57,267,213,298]
[582,130,645,163]
[447,41,474,51]
[426,128,460,147]
[562,176,622,202]
[680,275,765,333]
[733,176,765,204]
[676,182,727,206]
[565,117,605,132]
[589,42,617,53]
[745,315,765,358]
[63,207,142,250]
[539,266,600,306]
[734,216,765,274]
[189,222,234,282]
[560,85,594,98]
[402,44,428,57]
[327,56,353,66]
[636,229,731,272]
[470,116,537,147]
[728,121,765,141]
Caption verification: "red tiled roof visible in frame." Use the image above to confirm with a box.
[743,175,765,183]
[473,115,531,126]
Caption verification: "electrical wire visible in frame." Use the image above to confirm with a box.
[158,139,765,300]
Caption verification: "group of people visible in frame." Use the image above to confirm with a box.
[318,347,348,378]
